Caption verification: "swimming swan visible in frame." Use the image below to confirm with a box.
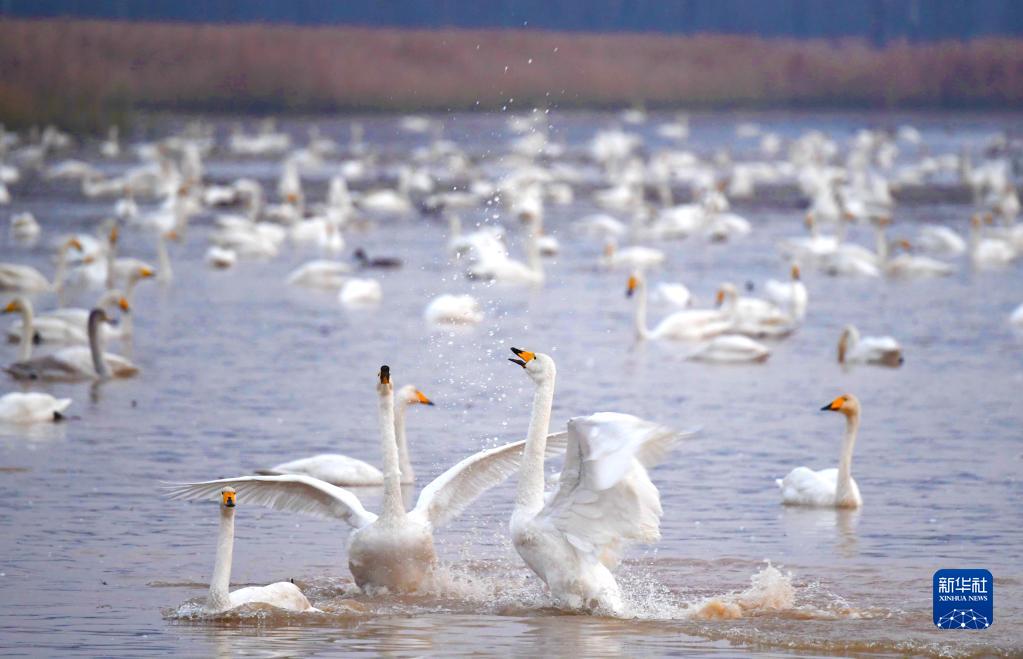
[776,394,863,508]
[627,272,732,341]
[256,384,434,486]
[5,291,130,346]
[838,325,903,367]
[168,366,569,593]
[204,487,319,614]
[506,348,678,613]
[0,392,72,423]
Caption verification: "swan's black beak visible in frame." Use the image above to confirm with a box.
[379,365,390,385]
[225,498,235,508]
[819,403,832,411]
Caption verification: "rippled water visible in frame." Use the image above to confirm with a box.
[0,111,1021,657]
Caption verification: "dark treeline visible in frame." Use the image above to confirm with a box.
[4,0,1023,44]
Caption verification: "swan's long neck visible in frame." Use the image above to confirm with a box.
[16,301,33,362]
[394,402,415,483]
[53,243,71,304]
[378,385,405,523]
[88,312,110,378]
[207,507,235,613]
[105,240,117,290]
[633,279,651,340]
[156,235,172,283]
[515,373,555,515]
[874,225,889,263]
[836,411,860,504]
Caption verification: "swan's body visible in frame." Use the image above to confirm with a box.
[287,260,350,288]
[467,217,544,285]
[205,246,237,269]
[9,212,40,242]
[602,242,665,270]
[0,238,80,294]
[884,252,956,278]
[507,349,675,614]
[777,394,863,508]
[6,291,129,345]
[1011,303,1023,326]
[917,225,966,256]
[970,215,1016,268]
[424,294,483,325]
[716,283,796,338]
[0,392,71,423]
[169,366,569,593]
[257,385,433,486]
[838,325,903,367]
[654,282,692,308]
[6,309,138,381]
[689,334,770,363]
[627,273,732,341]
[204,488,319,614]
[764,265,809,321]
[339,278,382,306]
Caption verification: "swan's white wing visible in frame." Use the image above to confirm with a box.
[413,432,568,528]
[541,413,672,565]
[164,475,377,529]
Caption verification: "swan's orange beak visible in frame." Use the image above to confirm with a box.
[221,489,236,508]
[509,347,535,368]
[414,390,434,406]
[109,226,119,244]
[626,275,638,298]
[791,264,801,280]
[2,300,20,314]
[139,266,155,279]
[821,395,847,412]
[68,237,83,251]
[118,297,131,312]
[715,289,726,306]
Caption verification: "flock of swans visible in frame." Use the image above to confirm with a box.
[0,112,1021,617]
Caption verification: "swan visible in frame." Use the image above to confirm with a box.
[838,325,903,367]
[6,309,139,381]
[776,394,863,508]
[1011,303,1023,326]
[627,272,732,341]
[969,214,1016,268]
[446,215,507,260]
[601,241,665,270]
[506,348,676,613]
[0,237,81,295]
[917,224,966,256]
[423,294,483,325]
[778,213,839,262]
[688,334,770,363]
[203,487,319,614]
[339,278,382,306]
[704,211,752,242]
[764,264,809,321]
[0,392,72,423]
[715,283,796,338]
[884,240,956,278]
[467,216,544,285]
[9,212,40,242]
[286,260,350,288]
[257,384,434,486]
[654,282,692,308]
[205,246,237,269]
[168,365,569,593]
[5,291,129,345]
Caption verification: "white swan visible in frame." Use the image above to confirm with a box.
[627,272,732,341]
[6,309,139,381]
[969,214,1016,268]
[205,246,237,269]
[168,366,569,593]
[776,394,863,508]
[203,487,319,614]
[423,294,483,325]
[601,241,665,270]
[654,282,692,308]
[0,392,72,424]
[339,278,382,306]
[917,224,966,256]
[716,283,796,338]
[838,325,903,367]
[0,237,81,295]
[506,348,676,613]
[9,212,40,242]
[1011,303,1023,326]
[688,334,770,363]
[764,264,809,321]
[467,216,544,285]
[5,291,129,345]
[257,384,433,486]
[286,260,350,288]
[884,240,956,278]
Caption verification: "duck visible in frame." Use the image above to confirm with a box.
[168,365,569,593]
[354,248,402,270]
[256,384,434,486]
[0,392,72,424]
[202,487,320,614]
[776,394,863,508]
[6,309,139,381]
[837,325,903,367]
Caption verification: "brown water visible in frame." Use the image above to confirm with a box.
[0,112,1021,657]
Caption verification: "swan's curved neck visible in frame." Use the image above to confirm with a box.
[515,373,556,515]
[88,312,110,378]
[394,402,415,483]
[207,507,235,612]
[156,234,172,283]
[378,385,406,522]
[836,411,860,504]
[632,279,651,340]
[15,301,33,362]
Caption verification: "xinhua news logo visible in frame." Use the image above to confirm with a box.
[933,569,993,629]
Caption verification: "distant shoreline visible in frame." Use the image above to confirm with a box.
[1,18,1022,132]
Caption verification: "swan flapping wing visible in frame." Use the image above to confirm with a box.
[413,432,569,528]
[164,475,378,529]
[541,413,674,565]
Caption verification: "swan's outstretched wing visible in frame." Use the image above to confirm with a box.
[164,475,378,529]
[541,413,674,567]
[413,432,569,528]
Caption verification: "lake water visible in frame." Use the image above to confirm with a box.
[0,111,1020,657]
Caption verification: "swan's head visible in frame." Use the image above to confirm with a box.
[165,230,181,242]
[603,241,616,258]
[220,487,236,509]
[136,266,155,280]
[626,273,642,297]
[837,325,858,363]
[397,384,434,407]
[2,298,26,315]
[896,239,913,253]
[715,283,738,307]
[804,212,815,229]
[117,297,131,313]
[109,225,119,245]
[821,394,860,417]
[508,347,555,383]
[790,264,801,281]
[65,237,83,252]
[378,365,392,394]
